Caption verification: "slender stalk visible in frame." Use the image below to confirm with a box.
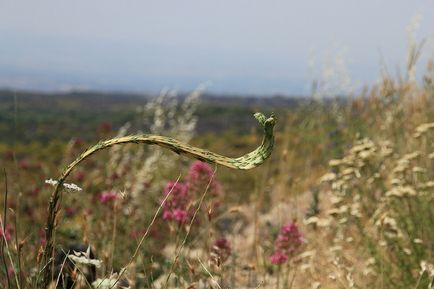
[110,197,118,269]
[0,217,21,289]
[0,212,21,288]
[110,174,182,289]
[283,262,290,289]
[1,169,11,289]
[288,265,297,289]
[197,257,222,289]
[163,167,217,289]
[13,208,23,288]
[276,265,281,289]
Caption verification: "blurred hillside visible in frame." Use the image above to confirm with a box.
[0,90,306,144]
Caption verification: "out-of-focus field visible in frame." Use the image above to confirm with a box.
[0,62,433,288]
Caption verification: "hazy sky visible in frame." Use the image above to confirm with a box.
[1,1,433,95]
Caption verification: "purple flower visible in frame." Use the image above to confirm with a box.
[172,209,189,224]
[0,225,13,242]
[162,181,189,208]
[274,223,304,254]
[188,161,222,196]
[189,161,214,182]
[98,191,118,204]
[270,222,304,264]
[162,181,191,225]
[270,251,288,265]
[211,238,232,266]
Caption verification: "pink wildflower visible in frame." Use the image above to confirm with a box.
[98,191,118,204]
[162,181,191,225]
[0,225,13,242]
[215,238,231,252]
[172,209,189,224]
[215,238,231,260]
[270,251,288,265]
[189,161,214,182]
[188,161,222,196]
[64,207,76,217]
[270,222,304,265]
[274,223,304,254]
[211,238,232,266]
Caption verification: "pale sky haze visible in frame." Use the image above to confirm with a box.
[0,1,433,95]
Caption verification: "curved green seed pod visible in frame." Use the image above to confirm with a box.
[39,112,275,287]
[61,112,275,177]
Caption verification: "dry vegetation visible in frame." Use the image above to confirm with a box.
[1,43,434,288]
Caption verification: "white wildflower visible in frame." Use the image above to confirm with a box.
[45,179,57,186]
[68,255,102,268]
[63,183,82,191]
[67,247,102,268]
[45,179,82,192]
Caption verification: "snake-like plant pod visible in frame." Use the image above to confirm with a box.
[40,112,275,287]
[60,112,275,179]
